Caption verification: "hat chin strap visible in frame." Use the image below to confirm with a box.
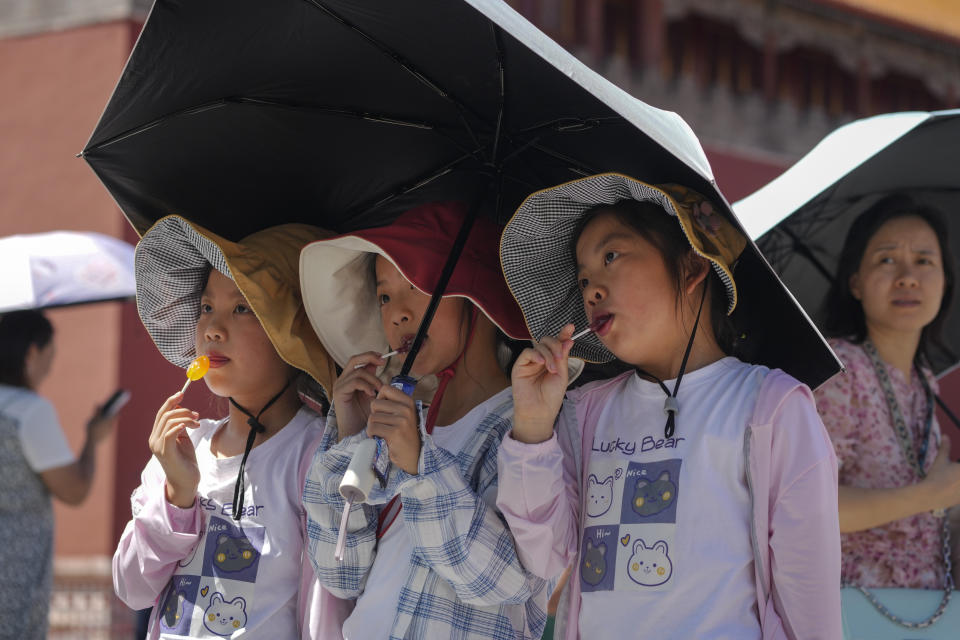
[377,306,479,538]
[227,379,292,521]
[634,284,707,439]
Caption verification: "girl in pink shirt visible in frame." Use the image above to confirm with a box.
[496,174,842,639]
[112,217,350,639]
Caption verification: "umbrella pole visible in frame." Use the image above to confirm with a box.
[399,202,481,377]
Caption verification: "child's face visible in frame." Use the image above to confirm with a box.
[575,211,688,367]
[850,215,945,338]
[195,270,291,399]
[374,256,469,377]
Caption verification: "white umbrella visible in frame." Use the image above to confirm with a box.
[0,231,136,312]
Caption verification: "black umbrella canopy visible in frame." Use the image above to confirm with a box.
[82,0,715,240]
[736,110,960,373]
[81,0,841,389]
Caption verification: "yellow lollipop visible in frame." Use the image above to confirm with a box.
[180,355,210,394]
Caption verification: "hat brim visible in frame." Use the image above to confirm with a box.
[301,235,525,367]
[500,174,736,363]
[135,216,338,394]
[500,173,842,389]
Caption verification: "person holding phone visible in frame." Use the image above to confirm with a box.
[0,309,118,640]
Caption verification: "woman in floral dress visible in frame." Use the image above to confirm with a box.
[814,194,960,588]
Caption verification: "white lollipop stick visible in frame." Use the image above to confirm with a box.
[570,326,593,341]
[353,348,402,369]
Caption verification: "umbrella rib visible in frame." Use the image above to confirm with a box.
[348,152,487,228]
[780,226,836,284]
[498,116,624,171]
[489,24,506,166]
[81,97,478,157]
[233,97,484,157]
[302,0,488,154]
[236,97,435,128]
[522,142,602,177]
[512,116,623,137]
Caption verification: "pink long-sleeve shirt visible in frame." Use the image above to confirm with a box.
[113,407,352,639]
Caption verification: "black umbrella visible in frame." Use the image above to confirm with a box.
[80,0,839,388]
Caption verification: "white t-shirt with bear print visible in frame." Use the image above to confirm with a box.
[119,407,324,640]
[577,357,763,639]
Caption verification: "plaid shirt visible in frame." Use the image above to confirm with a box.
[302,392,547,639]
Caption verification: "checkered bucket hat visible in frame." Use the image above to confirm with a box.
[134,215,338,394]
[502,173,843,388]
[500,173,746,364]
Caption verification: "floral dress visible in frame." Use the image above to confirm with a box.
[814,338,944,589]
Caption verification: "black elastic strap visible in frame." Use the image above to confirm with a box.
[228,380,291,521]
[635,285,708,439]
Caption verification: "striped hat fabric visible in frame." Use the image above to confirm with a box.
[500,173,746,364]
[134,215,338,394]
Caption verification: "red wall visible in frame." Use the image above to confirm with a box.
[0,22,130,556]
[0,20,206,556]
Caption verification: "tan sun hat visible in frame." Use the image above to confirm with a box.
[135,215,337,395]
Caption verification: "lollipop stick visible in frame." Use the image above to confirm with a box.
[570,326,593,341]
[353,349,400,370]
[180,378,191,395]
[334,503,352,562]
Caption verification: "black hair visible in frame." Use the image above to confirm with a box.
[0,310,54,388]
[570,199,738,354]
[823,194,955,365]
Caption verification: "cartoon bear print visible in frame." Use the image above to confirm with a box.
[212,532,258,573]
[159,587,185,628]
[586,474,615,517]
[626,538,672,587]
[631,470,676,517]
[178,523,205,568]
[203,592,248,636]
[581,539,607,586]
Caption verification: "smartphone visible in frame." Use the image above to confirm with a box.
[100,389,131,418]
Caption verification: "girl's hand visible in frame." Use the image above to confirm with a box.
[921,435,960,511]
[511,324,574,444]
[332,352,385,440]
[366,385,421,475]
[149,392,201,508]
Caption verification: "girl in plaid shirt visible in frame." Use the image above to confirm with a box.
[299,202,549,639]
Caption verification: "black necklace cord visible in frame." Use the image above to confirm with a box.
[635,284,708,439]
[228,379,292,521]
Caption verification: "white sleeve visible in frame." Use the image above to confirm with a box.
[17,396,76,472]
